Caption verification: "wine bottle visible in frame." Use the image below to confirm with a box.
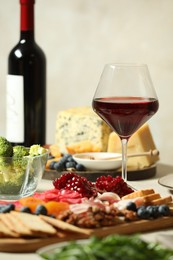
[6,0,46,146]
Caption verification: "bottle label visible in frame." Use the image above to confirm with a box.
[6,75,24,143]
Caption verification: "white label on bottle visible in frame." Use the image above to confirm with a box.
[6,75,24,143]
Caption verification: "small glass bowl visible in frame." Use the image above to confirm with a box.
[0,151,48,200]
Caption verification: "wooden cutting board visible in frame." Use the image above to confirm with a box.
[0,216,173,253]
[43,164,157,182]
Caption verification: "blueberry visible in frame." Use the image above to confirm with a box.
[20,206,32,214]
[137,206,150,219]
[145,206,154,217]
[0,206,5,213]
[64,154,73,161]
[152,206,161,218]
[158,205,170,216]
[35,205,47,215]
[145,206,153,218]
[67,156,76,163]
[8,204,15,211]
[65,161,76,169]
[126,201,137,212]
[49,161,56,169]
[146,205,161,218]
[76,163,86,171]
[54,161,64,171]
[0,204,15,213]
[59,155,70,164]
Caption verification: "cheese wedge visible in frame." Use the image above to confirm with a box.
[107,124,159,169]
[55,107,112,153]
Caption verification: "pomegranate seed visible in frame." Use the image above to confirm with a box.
[53,172,97,198]
[95,175,133,197]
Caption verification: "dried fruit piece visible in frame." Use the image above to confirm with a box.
[45,201,69,216]
[19,197,45,213]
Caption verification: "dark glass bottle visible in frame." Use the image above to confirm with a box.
[6,0,46,146]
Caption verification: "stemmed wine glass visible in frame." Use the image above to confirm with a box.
[92,63,159,182]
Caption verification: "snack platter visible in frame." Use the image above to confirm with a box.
[0,187,172,253]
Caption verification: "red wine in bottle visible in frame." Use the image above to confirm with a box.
[6,0,46,146]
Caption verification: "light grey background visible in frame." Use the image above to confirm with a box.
[0,0,172,164]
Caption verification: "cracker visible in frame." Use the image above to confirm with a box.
[0,213,32,236]
[40,215,92,236]
[150,196,172,206]
[0,218,19,238]
[122,189,155,200]
[143,193,161,204]
[11,211,57,237]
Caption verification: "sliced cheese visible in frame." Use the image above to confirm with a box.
[55,107,112,153]
[107,124,159,169]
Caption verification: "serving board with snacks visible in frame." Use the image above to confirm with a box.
[0,180,173,253]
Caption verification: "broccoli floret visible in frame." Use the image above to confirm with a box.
[0,151,15,183]
[29,144,47,156]
[12,146,29,172]
[0,136,13,157]
[0,164,25,194]
[0,157,13,182]
[0,155,28,193]
[12,146,29,173]
[13,157,28,170]
[13,146,29,158]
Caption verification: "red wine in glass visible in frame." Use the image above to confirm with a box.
[93,96,159,140]
[92,63,159,182]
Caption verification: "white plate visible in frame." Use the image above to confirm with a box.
[37,235,173,259]
[158,174,173,190]
[37,239,88,259]
[73,152,122,170]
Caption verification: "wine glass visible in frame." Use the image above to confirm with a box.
[92,63,159,182]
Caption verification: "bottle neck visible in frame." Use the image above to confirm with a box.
[20,0,35,39]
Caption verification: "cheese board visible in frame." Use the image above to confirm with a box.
[43,164,157,182]
[0,216,173,253]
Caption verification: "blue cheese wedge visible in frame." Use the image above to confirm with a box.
[55,107,112,153]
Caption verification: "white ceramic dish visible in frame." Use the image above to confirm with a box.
[37,235,173,259]
[37,239,88,259]
[73,152,122,170]
[158,174,173,190]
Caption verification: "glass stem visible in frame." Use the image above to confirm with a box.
[121,138,128,182]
